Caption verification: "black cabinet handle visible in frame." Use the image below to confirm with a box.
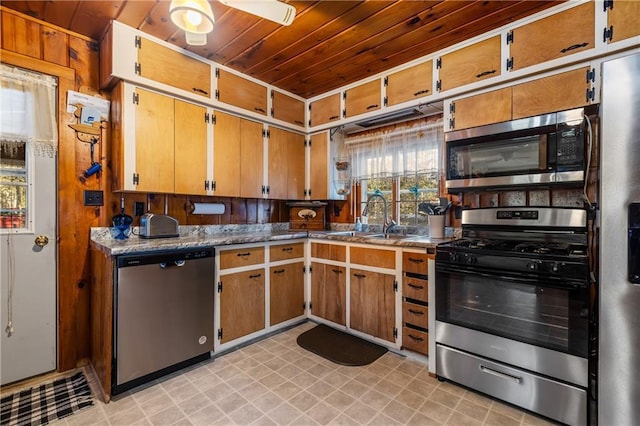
[255,107,266,113]
[408,283,424,290]
[408,257,424,263]
[282,247,293,252]
[237,252,251,257]
[332,269,343,274]
[249,273,262,279]
[329,115,339,120]
[366,104,378,110]
[407,309,425,315]
[561,42,589,53]
[294,120,304,125]
[273,269,285,274]
[413,89,430,96]
[475,70,496,78]
[354,273,366,278]
[192,87,209,95]
[408,334,424,342]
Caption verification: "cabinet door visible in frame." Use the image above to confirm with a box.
[270,262,304,325]
[268,127,305,200]
[309,132,329,200]
[309,93,341,127]
[287,131,306,200]
[134,88,175,193]
[438,36,501,92]
[213,111,241,197]
[310,262,346,325]
[512,67,591,119]
[216,68,268,116]
[350,268,396,342]
[137,36,211,98]
[174,100,208,195]
[450,87,512,130]
[344,80,381,118]
[219,268,265,343]
[240,118,264,199]
[386,60,433,106]
[272,90,305,127]
[606,1,640,43]
[509,2,594,71]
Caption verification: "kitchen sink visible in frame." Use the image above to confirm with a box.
[364,233,412,240]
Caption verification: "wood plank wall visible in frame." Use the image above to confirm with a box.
[0,7,349,374]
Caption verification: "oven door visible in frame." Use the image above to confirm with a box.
[435,262,589,386]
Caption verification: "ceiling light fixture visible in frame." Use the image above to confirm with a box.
[169,0,215,45]
[218,0,296,26]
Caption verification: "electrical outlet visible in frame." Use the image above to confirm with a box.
[83,190,104,206]
[134,201,145,216]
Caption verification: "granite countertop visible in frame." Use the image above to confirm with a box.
[91,223,457,256]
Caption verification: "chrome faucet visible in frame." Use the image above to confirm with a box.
[362,193,397,234]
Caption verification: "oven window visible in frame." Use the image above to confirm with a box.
[448,134,547,179]
[436,268,588,357]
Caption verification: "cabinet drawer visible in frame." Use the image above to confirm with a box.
[402,252,428,275]
[403,276,428,302]
[350,246,395,269]
[402,301,428,329]
[270,243,304,262]
[311,242,346,262]
[402,327,428,355]
[220,247,265,269]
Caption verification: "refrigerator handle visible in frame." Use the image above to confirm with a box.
[629,203,640,284]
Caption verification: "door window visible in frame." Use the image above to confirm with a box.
[0,142,29,231]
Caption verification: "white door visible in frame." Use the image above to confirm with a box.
[1,71,57,385]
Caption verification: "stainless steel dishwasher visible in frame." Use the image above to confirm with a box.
[113,248,214,395]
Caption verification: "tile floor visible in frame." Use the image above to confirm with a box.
[15,322,557,425]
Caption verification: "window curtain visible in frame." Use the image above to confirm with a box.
[0,63,58,157]
[345,115,443,180]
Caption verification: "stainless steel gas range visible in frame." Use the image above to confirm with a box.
[435,207,594,426]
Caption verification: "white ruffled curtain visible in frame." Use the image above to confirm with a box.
[0,63,58,157]
[345,115,443,180]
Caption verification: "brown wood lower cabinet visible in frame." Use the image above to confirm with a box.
[270,262,304,326]
[402,327,428,355]
[350,268,396,343]
[310,262,346,325]
[219,268,265,343]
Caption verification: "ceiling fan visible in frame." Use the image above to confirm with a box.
[170,0,296,45]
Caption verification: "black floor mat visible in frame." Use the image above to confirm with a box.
[297,324,388,366]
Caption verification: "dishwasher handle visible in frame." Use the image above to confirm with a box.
[159,260,186,269]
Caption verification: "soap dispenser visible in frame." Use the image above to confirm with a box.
[354,217,362,232]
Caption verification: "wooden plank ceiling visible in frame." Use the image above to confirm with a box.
[2,0,563,98]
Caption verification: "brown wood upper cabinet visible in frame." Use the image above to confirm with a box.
[438,35,501,92]
[309,93,341,127]
[508,2,594,71]
[605,0,640,44]
[309,132,329,200]
[271,90,305,128]
[344,80,381,118]
[448,66,592,130]
[385,60,433,106]
[136,36,211,98]
[267,127,305,200]
[216,68,268,116]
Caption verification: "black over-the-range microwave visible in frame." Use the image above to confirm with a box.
[445,106,598,193]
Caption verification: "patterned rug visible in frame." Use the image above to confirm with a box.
[0,372,93,426]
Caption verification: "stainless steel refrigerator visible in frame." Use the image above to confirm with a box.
[599,51,640,426]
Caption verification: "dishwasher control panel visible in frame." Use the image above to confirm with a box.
[117,248,213,267]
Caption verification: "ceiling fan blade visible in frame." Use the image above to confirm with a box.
[219,0,296,26]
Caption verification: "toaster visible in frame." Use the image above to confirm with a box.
[139,214,179,239]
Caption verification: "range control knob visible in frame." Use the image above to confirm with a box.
[449,252,459,262]
[551,262,562,273]
[466,255,477,265]
[527,262,539,271]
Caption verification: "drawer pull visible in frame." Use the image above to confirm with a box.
[407,283,424,290]
[354,273,366,278]
[192,87,209,95]
[413,89,430,96]
[332,269,344,274]
[560,42,588,53]
[407,309,424,315]
[273,269,285,274]
[329,115,339,120]
[237,252,251,257]
[408,257,424,263]
[479,365,522,384]
[408,334,424,342]
[281,247,293,252]
[366,104,379,110]
[294,120,304,125]
[254,107,266,113]
[249,273,262,279]
[475,70,496,78]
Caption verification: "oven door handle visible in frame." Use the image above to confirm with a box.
[479,365,522,384]
[436,264,587,289]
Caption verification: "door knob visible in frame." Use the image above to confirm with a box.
[35,235,49,247]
